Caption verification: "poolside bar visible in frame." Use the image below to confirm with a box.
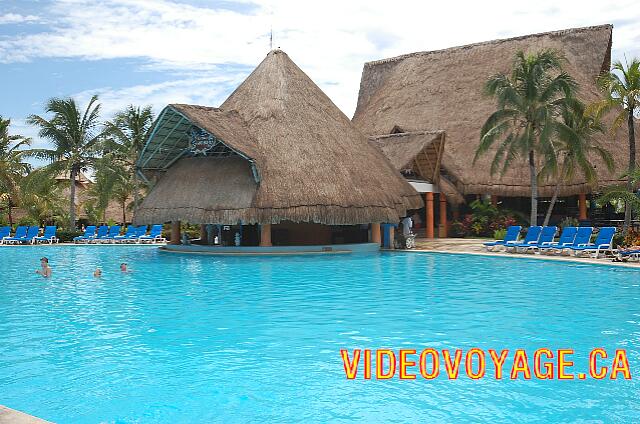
[134,50,423,253]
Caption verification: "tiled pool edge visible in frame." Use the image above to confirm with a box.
[393,237,640,270]
[0,406,52,424]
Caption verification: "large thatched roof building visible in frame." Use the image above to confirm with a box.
[136,50,424,247]
[353,24,639,202]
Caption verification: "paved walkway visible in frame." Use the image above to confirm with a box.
[408,238,640,269]
[0,406,52,424]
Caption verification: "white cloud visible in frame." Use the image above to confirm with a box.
[2,0,640,121]
[0,13,39,25]
[71,74,246,119]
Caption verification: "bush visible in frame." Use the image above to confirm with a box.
[559,216,579,230]
[57,229,84,243]
[17,217,39,226]
[493,228,507,240]
[621,228,640,248]
[451,199,521,238]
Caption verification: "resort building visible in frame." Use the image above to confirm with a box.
[353,24,640,232]
[135,50,425,249]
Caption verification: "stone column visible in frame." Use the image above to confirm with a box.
[388,225,395,249]
[490,195,498,206]
[439,194,448,238]
[425,192,434,238]
[578,193,587,220]
[370,223,381,244]
[170,221,181,245]
[260,223,272,247]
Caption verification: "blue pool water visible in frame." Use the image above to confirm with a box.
[0,246,639,423]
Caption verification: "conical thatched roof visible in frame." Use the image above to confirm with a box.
[135,50,422,225]
[353,24,640,197]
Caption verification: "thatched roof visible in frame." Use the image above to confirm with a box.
[55,170,91,185]
[136,157,258,224]
[368,130,464,205]
[135,50,422,225]
[369,130,444,177]
[353,24,640,197]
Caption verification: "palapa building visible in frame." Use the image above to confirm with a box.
[136,24,640,248]
[353,24,639,230]
[135,50,425,249]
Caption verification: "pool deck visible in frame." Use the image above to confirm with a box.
[406,237,640,269]
[0,406,51,424]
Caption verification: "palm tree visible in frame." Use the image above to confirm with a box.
[20,169,67,225]
[590,58,640,231]
[0,116,32,226]
[540,98,614,226]
[27,95,108,229]
[474,49,577,225]
[597,169,640,215]
[111,176,136,224]
[85,163,117,223]
[104,105,154,206]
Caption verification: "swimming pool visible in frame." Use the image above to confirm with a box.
[0,246,638,422]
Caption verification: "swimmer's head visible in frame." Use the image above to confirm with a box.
[40,257,49,264]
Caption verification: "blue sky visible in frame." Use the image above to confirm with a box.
[1,0,639,151]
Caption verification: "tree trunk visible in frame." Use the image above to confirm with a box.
[624,109,636,232]
[543,162,566,227]
[69,167,77,230]
[529,150,538,226]
[7,198,13,227]
[121,201,126,225]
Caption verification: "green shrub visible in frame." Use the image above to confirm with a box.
[451,199,521,238]
[493,228,507,240]
[57,229,84,242]
[17,217,39,226]
[621,228,640,248]
[559,216,579,229]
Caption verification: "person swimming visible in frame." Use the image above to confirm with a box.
[93,268,102,278]
[120,263,128,272]
[35,257,52,278]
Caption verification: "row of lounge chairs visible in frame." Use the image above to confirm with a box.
[0,225,59,244]
[0,224,166,245]
[73,224,166,244]
[484,225,617,258]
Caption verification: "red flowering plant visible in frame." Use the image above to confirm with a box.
[451,199,521,238]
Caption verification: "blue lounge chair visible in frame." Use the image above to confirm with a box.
[73,226,96,243]
[89,225,109,243]
[114,226,137,242]
[546,227,593,255]
[483,225,522,251]
[569,227,616,258]
[34,226,58,244]
[0,226,10,244]
[9,226,40,244]
[3,225,28,244]
[100,225,121,243]
[515,226,557,253]
[127,225,148,243]
[138,224,166,243]
[618,248,640,261]
[505,226,542,252]
[538,227,577,253]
